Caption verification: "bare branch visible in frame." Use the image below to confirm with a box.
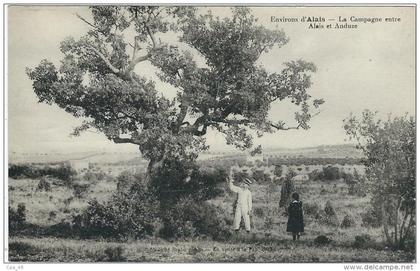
[271,110,322,131]
[111,137,140,144]
[270,123,301,130]
[85,43,120,74]
[76,13,97,29]
[76,13,108,37]
[126,52,151,72]
[144,23,157,48]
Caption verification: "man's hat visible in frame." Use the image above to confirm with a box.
[243,178,253,185]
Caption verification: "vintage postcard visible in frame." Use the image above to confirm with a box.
[4,4,416,268]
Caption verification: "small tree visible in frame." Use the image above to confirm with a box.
[273,165,283,178]
[344,110,415,249]
[279,170,296,212]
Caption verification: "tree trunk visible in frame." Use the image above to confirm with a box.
[146,158,165,182]
[394,199,401,247]
[381,202,392,245]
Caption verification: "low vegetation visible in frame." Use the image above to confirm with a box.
[8,158,415,262]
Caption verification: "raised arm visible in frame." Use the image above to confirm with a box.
[228,178,241,193]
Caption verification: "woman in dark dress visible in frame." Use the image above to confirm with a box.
[286,192,304,241]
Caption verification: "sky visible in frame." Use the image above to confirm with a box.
[7,5,415,154]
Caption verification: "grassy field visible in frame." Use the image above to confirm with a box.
[7,163,415,263]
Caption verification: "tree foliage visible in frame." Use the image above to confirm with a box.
[26,6,323,176]
[344,110,415,249]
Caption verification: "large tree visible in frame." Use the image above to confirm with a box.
[344,110,415,249]
[27,6,323,179]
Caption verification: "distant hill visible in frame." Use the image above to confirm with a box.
[9,144,362,164]
[262,144,363,159]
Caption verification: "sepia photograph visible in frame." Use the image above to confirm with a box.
[4,3,416,265]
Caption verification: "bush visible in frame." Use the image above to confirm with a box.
[8,242,39,260]
[9,203,26,233]
[341,214,356,228]
[47,163,77,183]
[361,207,382,228]
[309,166,350,182]
[324,200,336,217]
[72,182,90,198]
[253,207,265,218]
[353,234,372,249]
[83,170,107,183]
[263,217,274,231]
[73,181,159,240]
[9,164,41,179]
[104,246,126,262]
[273,165,283,177]
[8,163,76,183]
[308,169,321,181]
[36,177,51,192]
[279,171,296,209]
[188,245,203,255]
[116,170,139,192]
[320,201,339,226]
[343,171,366,196]
[322,166,340,181]
[303,202,322,219]
[48,211,57,221]
[314,235,332,246]
[160,197,231,241]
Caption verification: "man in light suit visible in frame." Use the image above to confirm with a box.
[228,168,253,233]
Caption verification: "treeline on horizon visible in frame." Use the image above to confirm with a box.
[199,157,363,169]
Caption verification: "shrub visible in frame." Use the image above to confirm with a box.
[343,171,366,196]
[47,163,77,183]
[341,214,356,228]
[188,245,203,255]
[83,170,107,183]
[36,177,51,192]
[353,234,372,249]
[73,181,159,240]
[308,169,321,181]
[72,182,90,198]
[253,207,265,218]
[320,188,329,195]
[322,166,340,181]
[324,200,336,217]
[9,203,26,229]
[8,242,39,260]
[314,235,332,246]
[48,211,57,221]
[273,165,283,177]
[116,170,138,192]
[303,202,322,219]
[8,163,76,183]
[320,201,339,226]
[279,171,296,210]
[263,216,274,231]
[160,197,231,241]
[104,246,126,262]
[9,164,41,179]
[361,207,382,228]
[63,197,74,207]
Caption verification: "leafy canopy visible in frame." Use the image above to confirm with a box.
[27,6,323,166]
